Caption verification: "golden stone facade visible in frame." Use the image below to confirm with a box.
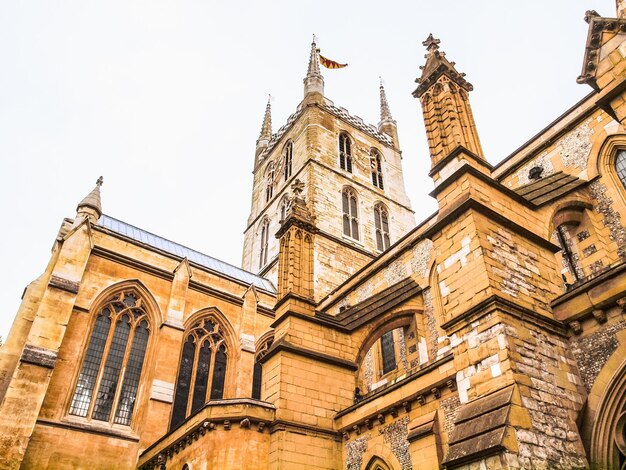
[2,6,626,470]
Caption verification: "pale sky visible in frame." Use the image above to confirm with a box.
[0,1,615,339]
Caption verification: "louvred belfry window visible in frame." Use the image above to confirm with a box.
[374,203,391,251]
[370,150,384,189]
[170,318,228,430]
[342,188,359,240]
[69,291,150,426]
[339,133,353,173]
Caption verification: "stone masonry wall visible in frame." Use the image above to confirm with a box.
[570,306,626,392]
[507,322,587,469]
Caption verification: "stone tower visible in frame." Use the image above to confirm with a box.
[242,39,416,300]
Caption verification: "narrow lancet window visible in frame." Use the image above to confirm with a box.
[342,188,359,240]
[284,142,293,181]
[259,218,270,268]
[374,203,391,251]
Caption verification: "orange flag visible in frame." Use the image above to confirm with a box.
[319,53,348,69]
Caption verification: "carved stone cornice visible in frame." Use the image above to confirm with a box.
[577,12,626,90]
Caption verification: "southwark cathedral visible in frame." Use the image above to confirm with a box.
[3,4,626,469]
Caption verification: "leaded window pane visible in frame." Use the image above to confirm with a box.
[210,345,227,400]
[69,313,111,417]
[351,218,359,240]
[114,319,149,425]
[617,150,626,188]
[93,315,131,422]
[381,331,396,374]
[376,231,383,251]
[170,336,196,430]
[252,361,263,400]
[191,341,212,413]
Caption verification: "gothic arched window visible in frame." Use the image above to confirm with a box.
[259,218,270,269]
[339,133,353,173]
[252,336,273,400]
[374,203,391,251]
[283,142,293,181]
[69,291,150,427]
[617,149,626,189]
[170,317,229,430]
[280,196,291,221]
[265,162,275,203]
[342,188,359,240]
[370,150,384,189]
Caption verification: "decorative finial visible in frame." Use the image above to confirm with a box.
[422,34,440,51]
[76,176,103,223]
[291,179,305,196]
[379,77,393,123]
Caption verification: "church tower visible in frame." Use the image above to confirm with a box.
[242,39,416,300]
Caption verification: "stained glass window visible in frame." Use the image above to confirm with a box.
[69,291,150,427]
[170,318,229,430]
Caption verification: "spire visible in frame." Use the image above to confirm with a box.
[413,34,472,99]
[258,96,272,142]
[303,36,324,100]
[377,79,399,148]
[255,96,272,159]
[379,79,394,123]
[76,176,103,224]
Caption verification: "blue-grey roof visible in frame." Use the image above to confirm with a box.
[97,214,276,293]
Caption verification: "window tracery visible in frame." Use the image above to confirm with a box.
[69,291,150,426]
[370,149,384,189]
[339,133,353,173]
[170,317,228,430]
[252,336,273,400]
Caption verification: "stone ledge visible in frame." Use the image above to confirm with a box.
[442,385,517,467]
[407,410,438,442]
[20,344,57,369]
[48,275,80,294]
